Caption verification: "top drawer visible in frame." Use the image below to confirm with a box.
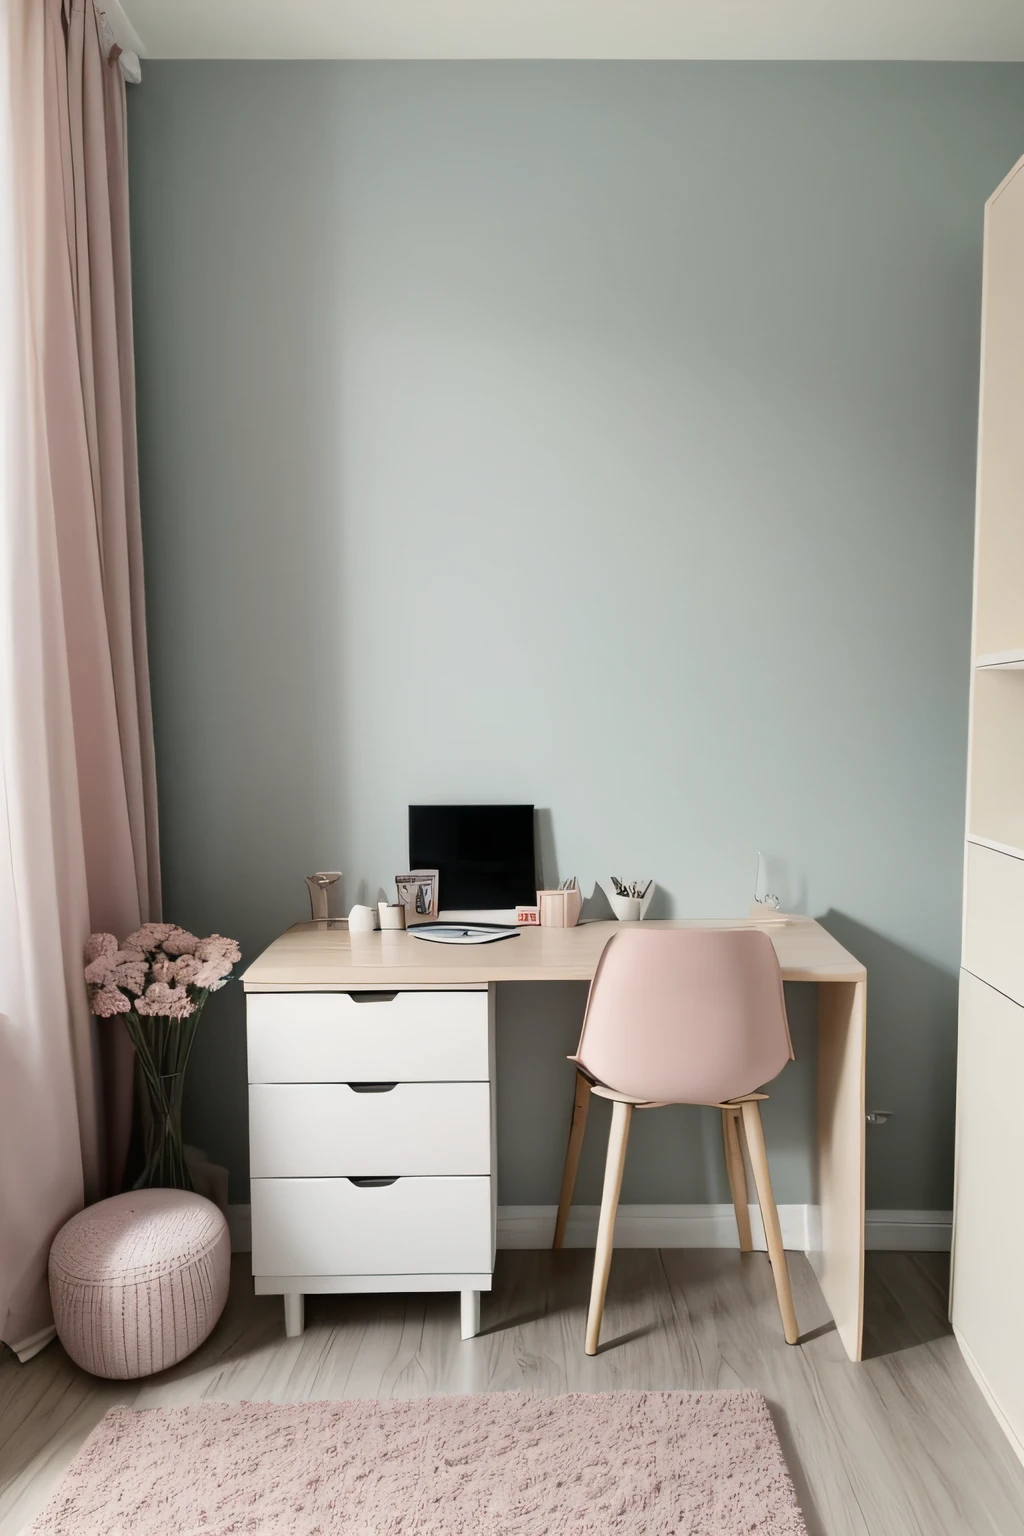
[964,841,1024,1008]
[247,990,489,1083]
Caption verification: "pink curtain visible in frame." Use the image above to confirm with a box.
[45,0,162,1192]
[0,0,160,1358]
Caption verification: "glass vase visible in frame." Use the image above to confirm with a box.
[125,999,206,1191]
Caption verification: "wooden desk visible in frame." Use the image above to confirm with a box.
[243,915,867,1360]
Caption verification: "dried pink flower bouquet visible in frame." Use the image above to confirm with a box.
[84,924,241,1191]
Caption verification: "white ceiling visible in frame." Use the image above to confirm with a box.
[109,0,1024,62]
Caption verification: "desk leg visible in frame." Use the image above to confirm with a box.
[460,1289,480,1340]
[812,979,866,1362]
[553,1070,592,1250]
[284,1293,305,1338]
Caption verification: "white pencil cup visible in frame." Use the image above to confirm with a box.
[348,904,378,933]
[604,881,655,922]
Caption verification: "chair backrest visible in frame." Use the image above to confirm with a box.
[573,928,793,1105]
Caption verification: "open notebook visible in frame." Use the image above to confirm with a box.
[408,923,521,945]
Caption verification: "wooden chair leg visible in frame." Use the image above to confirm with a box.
[722,1107,753,1253]
[585,1099,632,1356]
[739,1099,799,1345]
[553,1070,591,1250]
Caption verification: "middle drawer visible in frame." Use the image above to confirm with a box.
[249,1082,491,1177]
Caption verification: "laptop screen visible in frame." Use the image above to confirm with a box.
[408,804,537,911]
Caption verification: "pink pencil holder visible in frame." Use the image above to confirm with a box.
[538,888,583,928]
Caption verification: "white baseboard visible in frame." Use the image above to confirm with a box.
[864,1208,953,1251]
[954,1327,1024,1471]
[226,1202,951,1255]
[497,1203,812,1251]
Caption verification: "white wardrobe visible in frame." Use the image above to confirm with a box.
[952,150,1024,1458]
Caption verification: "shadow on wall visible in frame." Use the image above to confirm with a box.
[816,910,959,1213]
[130,99,353,1204]
[535,810,672,921]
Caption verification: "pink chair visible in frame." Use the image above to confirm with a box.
[553,928,799,1354]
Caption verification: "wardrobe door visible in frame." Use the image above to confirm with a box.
[953,972,1024,1447]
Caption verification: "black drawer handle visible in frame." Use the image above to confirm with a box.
[348,1082,398,1094]
[347,992,399,1004]
[347,1176,399,1188]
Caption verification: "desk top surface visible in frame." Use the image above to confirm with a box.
[242,916,866,990]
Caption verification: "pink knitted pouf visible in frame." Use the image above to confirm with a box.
[48,1190,230,1379]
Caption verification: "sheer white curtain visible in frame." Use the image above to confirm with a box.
[0,0,160,1360]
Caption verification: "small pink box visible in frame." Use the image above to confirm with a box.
[516,906,540,925]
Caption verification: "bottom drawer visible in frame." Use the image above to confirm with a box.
[251,1176,492,1276]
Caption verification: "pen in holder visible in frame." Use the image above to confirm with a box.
[538,878,582,928]
[604,877,655,922]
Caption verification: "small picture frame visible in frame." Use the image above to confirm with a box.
[395,870,439,925]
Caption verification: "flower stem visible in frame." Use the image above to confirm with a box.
[126,997,208,1191]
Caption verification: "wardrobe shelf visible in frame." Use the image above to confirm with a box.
[976,650,1024,670]
[966,834,1024,863]
[967,666,1024,856]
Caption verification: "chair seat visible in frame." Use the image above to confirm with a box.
[589,1081,768,1110]
[589,1083,665,1107]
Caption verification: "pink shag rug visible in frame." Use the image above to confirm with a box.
[28,1390,808,1535]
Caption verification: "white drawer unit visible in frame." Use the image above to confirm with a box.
[247,989,489,1082]
[249,1082,491,1177]
[251,1176,493,1277]
[245,985,496,1343]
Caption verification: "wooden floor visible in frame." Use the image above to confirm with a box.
[2,1248,1024,1535]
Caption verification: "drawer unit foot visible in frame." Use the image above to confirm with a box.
[461,1288,481,1340]
[283,1292,304,1338]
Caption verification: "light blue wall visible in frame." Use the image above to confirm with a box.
[128,63,1024,1209]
